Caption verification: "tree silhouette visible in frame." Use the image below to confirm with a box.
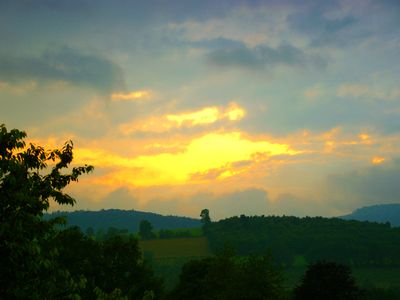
[0,124,93,298]
[200,209,211,224]
[294,261,362,300]
[139,219,156,240]
[169,249,285,300]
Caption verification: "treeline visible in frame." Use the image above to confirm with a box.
[45,209,201,232]
[204,215,400,267]
[82,223,200,241]
[52,227,163,299]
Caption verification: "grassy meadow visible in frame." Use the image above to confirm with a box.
[139,236,210,258]
[139,236,211,288]
[139,233,400,292]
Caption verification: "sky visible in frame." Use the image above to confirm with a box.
[1,0,400,219]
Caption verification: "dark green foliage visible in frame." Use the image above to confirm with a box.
[54,226,163,299]
[140,219,156,240]
[293,261,362,300]
[200,209,211,236]
[362,286,400,300]
[0,124,93,299]
[101,235,162,298]
[200,209,211,225]
[205,215,400,267]
[169,249,286,300]
[54,227,102,299]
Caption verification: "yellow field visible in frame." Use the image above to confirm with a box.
[139,237,210,258]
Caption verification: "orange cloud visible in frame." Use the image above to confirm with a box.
[120,102,245,134]
[166,107,220,126]
[76,131,298,187]
[372,156,385,165]
[111,89,152,101]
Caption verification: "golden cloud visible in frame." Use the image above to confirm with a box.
[120,102,245,134]
[371,156,385,165]
[111,89,152,102]
[75,131,298,187]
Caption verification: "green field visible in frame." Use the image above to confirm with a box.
[139,236,210,258]
[139,236,400,291]
[155,227,203,237]
[139,237,211,288]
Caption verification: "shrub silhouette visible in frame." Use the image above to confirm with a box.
[294,261,362,300]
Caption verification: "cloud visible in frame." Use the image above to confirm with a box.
[206,44,325,70]
[119,103,245,134]
[337,84,400,101]
[111,90,152,102]
[325,159,400,208]
[75,131,298,187]
[371,156,385,165]
[189,37,248,50]
[0,47,123,91]
[0,80,37,95]
[288,11,357,46]
[272,193,326,217]
[304,85,324,101]
[144,188,271,220]
[63,186,271,220]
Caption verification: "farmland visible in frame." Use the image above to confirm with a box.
[139,236,210,258]
[139,237,211,288]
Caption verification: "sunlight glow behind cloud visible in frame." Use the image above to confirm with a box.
[76,131,298,187]
[372,156,385,165]
[119,103,245,134]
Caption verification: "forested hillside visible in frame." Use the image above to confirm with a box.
[45,209,201,232]
[204,215,400,267]
[341,204,400,226]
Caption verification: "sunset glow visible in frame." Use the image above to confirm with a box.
[75,131,297,187]
[119,103,245,134]
[372,156,385,165]
[2,0,399,218]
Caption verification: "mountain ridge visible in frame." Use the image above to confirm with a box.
[45,209,201,232]
[340,203,400,227]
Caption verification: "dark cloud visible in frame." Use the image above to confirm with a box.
[206,43,325,70]
[287,11,370,48]
[0,47,123,91]
[190,37,246,50]
[273,193,325,217]
[0,0,91,13]
[288,13,355,36]
[205,188,270,219]
[0,0,232,24]
[326,159,400,207]
[144,188,270,220]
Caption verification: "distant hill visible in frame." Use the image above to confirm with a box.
[45,209,201,232]
[204,215,400,267]
[341,204,400,227]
